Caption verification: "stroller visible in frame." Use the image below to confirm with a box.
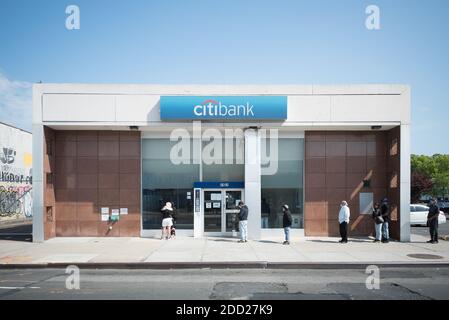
[170,217,176,238]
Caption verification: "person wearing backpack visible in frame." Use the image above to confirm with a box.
[371,202,384,243]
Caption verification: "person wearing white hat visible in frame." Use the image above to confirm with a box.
[338,200,350,243]
[161,202,174,240]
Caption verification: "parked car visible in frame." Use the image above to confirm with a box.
[437,199,449,214]
[410,204,447,226]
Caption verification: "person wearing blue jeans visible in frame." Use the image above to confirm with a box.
[282,205,292,245]
[372,202,383,243]
[380,198,390,243]
[237,201,249,243]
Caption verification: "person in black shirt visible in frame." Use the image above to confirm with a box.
[427,198,440,244]
[282,205,293,245]
[237,201,248,243]
[380,198,390,243]
[161,202,175,240]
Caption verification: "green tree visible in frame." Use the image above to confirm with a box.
[411,154,449,199]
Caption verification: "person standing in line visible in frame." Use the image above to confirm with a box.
[380,198,390,243]
[160,202,174,240]
[371,202,384,243]
[282,204,293,245]
[427,198,440,244]
[338,201,350,244]
[237,201,248,243]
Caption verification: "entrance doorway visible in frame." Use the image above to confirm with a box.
[202,189,244,236]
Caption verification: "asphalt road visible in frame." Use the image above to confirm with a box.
[0,223,32,242]
[0,267,448,300]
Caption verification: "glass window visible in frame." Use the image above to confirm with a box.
[261,138,304,229]
[142,139,199,229]
[202,138,244,181]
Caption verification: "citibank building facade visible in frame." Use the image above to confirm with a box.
[32,85,411,242]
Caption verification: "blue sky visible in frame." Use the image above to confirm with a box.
[0,0,448,155]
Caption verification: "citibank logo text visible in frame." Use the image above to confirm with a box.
[193,100,255,118]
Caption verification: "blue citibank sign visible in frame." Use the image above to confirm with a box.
[160,96,287,120]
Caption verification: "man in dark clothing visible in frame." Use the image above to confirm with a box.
[427,198,440,244]
[282,205,293,245]
[380,198,390,243]
[237,201,248,243]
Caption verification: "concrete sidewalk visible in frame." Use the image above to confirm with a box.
[1,234,448,268]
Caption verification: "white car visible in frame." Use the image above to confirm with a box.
[410,204,447,226]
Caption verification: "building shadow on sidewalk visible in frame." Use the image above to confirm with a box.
[256,240,280,244]
[308,239,371,244]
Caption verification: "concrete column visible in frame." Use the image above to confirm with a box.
[193,188,203,238]
[244,129,261,240]
[400,123,411,242]
[32,124,44,242]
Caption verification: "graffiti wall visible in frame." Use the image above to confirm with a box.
[0,123,32,222]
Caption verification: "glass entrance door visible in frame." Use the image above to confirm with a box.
[224,190,243,233]
[203,190,222,232]
[203,189,244,235]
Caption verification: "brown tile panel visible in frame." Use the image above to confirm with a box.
[387,126,401,240]
[120,131,141,141]
[99,174,120,189]
[77,174,98,189]
[44,126,56,240]
[119,174,140,189]
[76,158,98,174]
[120,159,140,174]
[55,141,76,157]
[305,142,325,158]
[326,188,347,204]
[119,141,141,159]
[55,157,76,174]
[326,157,346,173]
[99,189,120,206]
[305,131,391,237]
[325,141,346,157]
[55,174,77,189]
[99,159,120,173]
[56,221,78,237]
[78,221,99,236]
[77,131,98,141]
[99,141,119,157]
[305,188,327,203]
[346,156,366,173]
[347,142,366,157]
[305,157,326,173]
[305,173,326,188]
[77,141,98,157]
[51,130,141,237]
[326,173,346,189]
[120,189,141,206]
[304,220,328,236]
[304,202,327,220]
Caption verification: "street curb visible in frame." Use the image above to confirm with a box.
[1,261,449,270]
